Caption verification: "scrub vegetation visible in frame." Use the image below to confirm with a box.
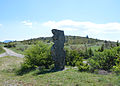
[0,36,120,85]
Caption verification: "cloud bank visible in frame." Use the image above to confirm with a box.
[42,20,120,41]
[43,20,120,34]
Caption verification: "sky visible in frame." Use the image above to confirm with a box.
[0,0,120,41]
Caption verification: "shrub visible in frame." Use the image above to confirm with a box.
[89,47,120,72]
[65,49,81,66]
[83,48,94,59]
[98,44,104,52]
[17,42,53,75]
[4,43,16,48]
[113,65,120,74]
[112,55,120,74]
[88,48,94,57]
[75,59,89,72]
[65,48,89,71]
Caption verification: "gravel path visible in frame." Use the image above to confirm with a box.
[0,47,24,58]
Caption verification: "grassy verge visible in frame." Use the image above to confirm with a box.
[0,56,120,86]
[9,45,31,55]
[10,47,25,55]
[0,46,5,54]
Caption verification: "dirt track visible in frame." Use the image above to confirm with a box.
[0,47,24,58]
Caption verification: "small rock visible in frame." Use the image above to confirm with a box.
[98,70,108,75]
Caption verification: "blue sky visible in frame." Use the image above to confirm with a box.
[0,0,120,41]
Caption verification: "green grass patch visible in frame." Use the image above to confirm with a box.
[0,56,119,86]
[10,45,30,55]
[0,46,5,54]
[90,45,101,51]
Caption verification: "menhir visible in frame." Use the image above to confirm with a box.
[51,29,65,70]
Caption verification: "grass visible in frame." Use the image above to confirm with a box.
[90,45,101,51]
[0,56,120,86]
[0,46,5,54]
[10,44,30,55]
[0,44,5,47]
[65,44,101,51]
[2,41,101,55]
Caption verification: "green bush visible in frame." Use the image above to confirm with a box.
[75,59,89,72]
[89,47,120,72]
[83,48,94,59]
[17,42,53,75]
[113,65,120,74]
[4,43,16,48]
[65,48,89,71]
[65,49,81,66]
[112,55,120,74]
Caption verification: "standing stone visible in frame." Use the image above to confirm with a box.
[51,29,65,70]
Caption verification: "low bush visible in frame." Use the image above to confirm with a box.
[65,49,82,66]
[65,48,89,71]
[4,43,16,48]
[112,55,120,74]
[17,42,53,75]
[76,60,90,72]
[89,47,120,72]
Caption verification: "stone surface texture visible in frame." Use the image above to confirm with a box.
[51,29,65,70]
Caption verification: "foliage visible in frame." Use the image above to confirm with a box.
[17,42,53,75]
[65,48,86,66]
[65,49,80,66]
[88,48,94,57]
[65,48,90,72]
[4,42,16,48]
[10,45,29,54]
[84,48,94,59]
[98,44,104,52]
[113,65,120,74]
[89,47,120,72]
[76,60,90,72]
[112,54,120,74]
[0,56,119,86]
[20,35,104,45]
[116,40,119,46]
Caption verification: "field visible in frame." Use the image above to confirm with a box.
[7,43,101,55]
[0,56,120,86]
[0,36,120,86]
[10,44,30,55]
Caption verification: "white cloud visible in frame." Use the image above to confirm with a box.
[42,20,120,41]
[43,20,80,31]
[21,21,32,28]
[43,19,120,34]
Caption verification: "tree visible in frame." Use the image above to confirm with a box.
[88,48,94,57]
[86,35,89,39]
[117,40,119,46]
[98,44,104,52]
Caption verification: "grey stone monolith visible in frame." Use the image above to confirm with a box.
[51,29,65,70]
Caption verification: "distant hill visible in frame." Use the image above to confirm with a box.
[19,35,107,45]
[3,40,13,43]
[3,35,117,51]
